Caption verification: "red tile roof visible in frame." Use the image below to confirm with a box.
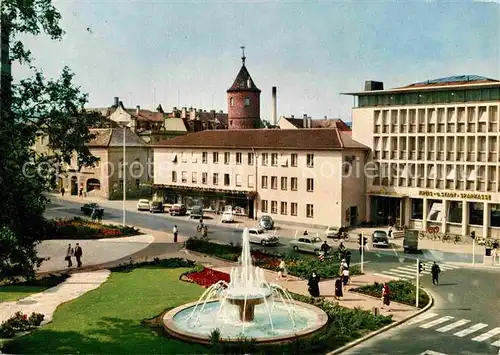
[154,129,368,151]
[125,109,164,122]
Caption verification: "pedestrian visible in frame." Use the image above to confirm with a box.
[79,187,83,197]
[97,208,103,222]
[74,243,83,267]
[342,267,350,289]
[339,259,348,276]
[345,250,352,268]
[492,239,499,265]
[91,208,97,222]
[277,259,289,281]
[381,282,391,311]
[431,261,441,285]
[173,225,178,243]
[388,225,393,239]
[60,187,65,196]
[334,276,343,300]
[65,244,74,267]
[307,272,320,297]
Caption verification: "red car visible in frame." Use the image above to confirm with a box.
[169,204,187,216]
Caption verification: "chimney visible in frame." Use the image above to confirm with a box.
[272,86,277,126]
[219,110,223,114]
[190,110,196,120]
[303,114,307,128]
[291,114,294,118]
[308,116,312,128]
[324,116,327,120]
[364,81,384,91]
[130,117,136,133]
[181,107,187,119]
[156,104,164,113]
[136,105,140,115]
[113,97,119,107]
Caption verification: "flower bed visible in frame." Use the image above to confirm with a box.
[45,217,142,240]
[184,267,230,288]
[0,312,45,339]
[184,237,360,279]
[351,280,429,309]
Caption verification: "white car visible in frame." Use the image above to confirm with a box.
[289,236,325,255]
[221,211,234,223]
[137,199,150,211]
[248,228,279,246]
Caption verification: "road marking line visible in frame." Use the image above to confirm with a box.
[373,273,398,280]
[391,244,398,256]
[491,338,500,347]
[472,327,500,342]
[393,268,418,276]
[420,316,454,329]
[436,319,470,332]
[454,323,488,337]
[381,271,412,279]
[350,261,371,267]
[407,312,439,325]
[419,351,448,355]
[397,266,417,271]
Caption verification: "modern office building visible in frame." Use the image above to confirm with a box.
[346,75,500,238]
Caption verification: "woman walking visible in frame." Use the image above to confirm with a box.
[334,276,343,300]
[381,282,391,311]
[342,267,350,290]
[276,259,289,281]
[65,244,74,268]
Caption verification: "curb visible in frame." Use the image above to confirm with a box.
[326,287,434,355]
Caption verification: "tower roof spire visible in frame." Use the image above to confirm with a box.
[241,46,246,66]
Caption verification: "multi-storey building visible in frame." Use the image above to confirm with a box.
[152,129,369,227]
[346,75,500,238]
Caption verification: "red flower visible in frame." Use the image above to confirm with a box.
[186,268,230,288]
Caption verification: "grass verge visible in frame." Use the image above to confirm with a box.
[0,274,69,303]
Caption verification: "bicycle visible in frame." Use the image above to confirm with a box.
[441,234,451,242]
[418,231,427,240]
[453,235,461,244]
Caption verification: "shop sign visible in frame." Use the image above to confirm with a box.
[418,190,491,201]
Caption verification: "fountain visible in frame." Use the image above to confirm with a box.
[163,227,328,344]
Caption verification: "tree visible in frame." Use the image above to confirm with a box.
[259,119,278,129]
[0,0,102,281]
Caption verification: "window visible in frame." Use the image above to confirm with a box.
[280,154,288,167]
[213,152,219,164]
[307,178,314,192]
[291,177,298,191]
[271,201,278,214]
[236,174,242,187]
[291,202,298,216]
[191,152,197,163]
[306,204,314,218]
[490,204,500,227]
[261,176,268,188]
[410,198,423,220]
[213,173,219,185]
[245,97,250,106]
[224,152,230,164]
[427,199,443,222]
[135,179,140,188]
[94,156,100,167]
[447,201,463,223]
[230,97,234,106]
[291,153,298,167]
[280,202,287,215]
[224,173,230,186]
[202,172,207,184]
[192,172,197,183]
[261,200,268,213]
[248,153,254,165]
[172,171,177,182]
[281,177,287,190]
[236,152,242,164]
[119,179,123,190]
[181,153,188,163]
[271,176,278,189]
[469,202,484,226]
[307,154,314,167]
[248,175,255,188]
[202,152,207,164]
[271,153,278,166]
[262,153,268,166]
[181,171,187,183]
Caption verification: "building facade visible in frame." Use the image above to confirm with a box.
[153,129,369,228]
[347,75,500,238]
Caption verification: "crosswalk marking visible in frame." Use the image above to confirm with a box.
[393,268,418,276]
[375,262,458,281]
[454,323,488,337]
[491,338,500,347]
[420,316,455,329]
[472,327,500,342]
[373,273,397,280]
[407,312,439,325]
[436,319,470,332]
[382,270,412,279]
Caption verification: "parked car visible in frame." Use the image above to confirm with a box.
[190,206,204,219]
[169,204,187,216]
[248,228,279,246]
[81,203,102,216]
[289,236,325,255]
[137,199,150,211]
[149,201,164,213]
[326,226,349,240]
[221,211,235,223]
[372,230,389,248]
[258,215,274,230]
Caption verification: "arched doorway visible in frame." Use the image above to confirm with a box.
[86,178,101,192]
[70,176,78,195]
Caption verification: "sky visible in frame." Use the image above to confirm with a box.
[14,0,500,122]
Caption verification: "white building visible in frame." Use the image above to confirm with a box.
[346,75,500,238]
[152,128,369,228]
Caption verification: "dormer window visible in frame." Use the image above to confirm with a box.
[244,97,250,107]
[230,97,235,106]
[247,78,251,88]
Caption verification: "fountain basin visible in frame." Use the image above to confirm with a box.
[163,299,328,345]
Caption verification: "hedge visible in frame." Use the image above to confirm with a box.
[351,280,429,308]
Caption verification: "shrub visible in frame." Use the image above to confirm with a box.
[110,257,196,272]
[0,312,45,338]
[351,280,429,308]
[28,313,45,327]
[45,217,142,240]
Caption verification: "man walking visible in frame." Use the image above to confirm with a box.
[431,261,441,285]
[74,243,83,268]
[492,239,499,265]
[65,244,74,267]
[173,225,178,243]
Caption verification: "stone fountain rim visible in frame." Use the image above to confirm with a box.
[163,298,329,345]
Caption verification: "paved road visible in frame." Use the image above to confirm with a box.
[342,267,500,355]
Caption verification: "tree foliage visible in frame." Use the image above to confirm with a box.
[0,0,104,280]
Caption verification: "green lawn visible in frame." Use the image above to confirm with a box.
[0,285,48,303]
[3,268,207,354]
